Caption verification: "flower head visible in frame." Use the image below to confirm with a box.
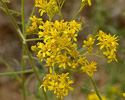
[96,30,119,63]
[35,0,58,17]
[82,0,92,6]
[29,19,82,72]
[39,72,74,99]
[81,60,97,77]
[83,35,95,52]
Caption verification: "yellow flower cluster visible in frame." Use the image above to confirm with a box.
[87,93,109,100]
[29,17,98,78]
[27,15,98,98]
[83,35,95,52]
[28,18,118,97]
[27,16,43,34]
[27,0,119,99]
[39,72,74,99]
[96,30,119,63]
[30,19,82,72]
[81,60,97,77]
[82,0,92,6]
[35,0,58,17]
[28,16,89,98]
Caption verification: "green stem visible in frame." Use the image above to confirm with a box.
[0,56,21,82]
[21,46,26,100]
[0,0,26,44]
[22,0,26,37]
[91,49,103,56]
[26,38,43,42]
[57,0,63,20]
[0,6,21,16]
[52,65,55,75]
[0,1,48,99]
[59,9,63,20]
[21,0,26,99]
[23,55,40,60]
[60,0,65,9]
[90,54,105,58]
[71,3,87,20]
[23,44,48,100]
[89,49,106,58]
[0,70,33,76]
[0,0,18,29]
[24,44,41,83]
[89,77,102,100]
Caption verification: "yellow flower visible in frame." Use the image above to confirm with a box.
[77,56,86,65]
[39,80,49,92]
[87,93,109,100]
[83,35,95,52]
[81,60,97,77]
[31,45,38,52]
[103,50,118,63]
[29,19,83,72]
[108,86,121,96]
[37,42,51,57]
[82,0,92,6]
[35,0,58,18]
[69,20,82,32]
[27,16,43,34]
[27,0,120,99]
[39,72,74,99]
[123,93,125,97]
[56,54,68,69]
[96,30,119,63]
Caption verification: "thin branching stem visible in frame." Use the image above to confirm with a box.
[0,6,21,16]
[0,70,33,76]
[60,0,65,9]
[89,77,102,100]
[0,56,21,82]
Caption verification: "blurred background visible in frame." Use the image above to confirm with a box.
[0,0,125,100]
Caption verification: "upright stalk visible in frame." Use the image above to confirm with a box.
[23,44,48,100]
[21,0,26,99]
[22,0,26,37]
[0,0,26,44]
[21,47,26,100]
[89,77,102,100]
[0,1,48,100]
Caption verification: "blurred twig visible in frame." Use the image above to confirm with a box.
[0,6,21,16]
[0,69,33,76]
[71,3,87,20]
[0,56,22,82]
